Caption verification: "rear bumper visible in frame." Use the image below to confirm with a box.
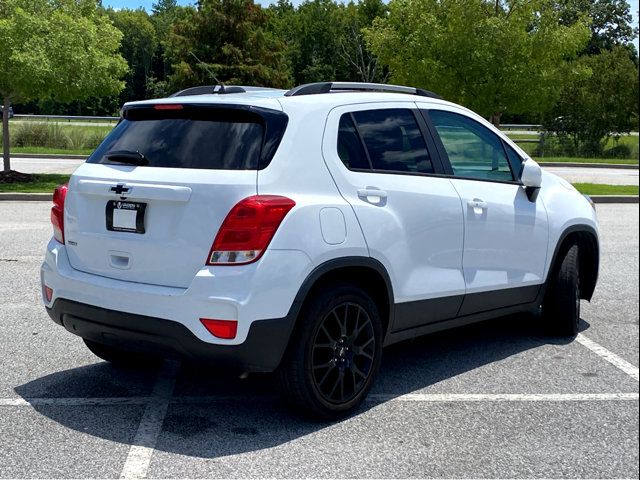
[47,299,296,372]
[41,238,312,345]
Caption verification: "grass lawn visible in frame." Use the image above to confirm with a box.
[535,156,639,165]
[573,183,639,196]
[506,133,540,140]
[0,174,70,193]
[11,146,92,156]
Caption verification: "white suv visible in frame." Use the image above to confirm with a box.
[41,82,599,418]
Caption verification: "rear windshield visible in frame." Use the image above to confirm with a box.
[88,105,287,170]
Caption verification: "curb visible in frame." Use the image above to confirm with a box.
[11,153,87,160]
[590,195,639,204]
[539,162,638,170]
[0,193,52,201]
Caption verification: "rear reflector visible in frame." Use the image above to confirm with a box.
[44,286,53,303]
[200,318,238,339]
[51,184,68,244]
[207,195,296,265]
[153,104,183,110]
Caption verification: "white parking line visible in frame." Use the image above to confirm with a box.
[368,392,639,403]
[0,397,150,406]
[2,392,638,408]
[576,333,639,382]
[119,361,179,480]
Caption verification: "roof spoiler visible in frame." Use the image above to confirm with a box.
[169,85,284,97]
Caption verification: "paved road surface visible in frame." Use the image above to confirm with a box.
[544,166,639,186]
[9,157,640,185]
[10,157,85,174]
[0,203,637,478]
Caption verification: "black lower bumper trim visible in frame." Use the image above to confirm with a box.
[46,299,297,373]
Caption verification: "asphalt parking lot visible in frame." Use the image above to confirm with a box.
[0,202,638,479]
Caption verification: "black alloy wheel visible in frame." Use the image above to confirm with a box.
[278,283,383,419]
[311,302,376,404]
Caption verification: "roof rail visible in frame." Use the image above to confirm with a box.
[284,82,442,99]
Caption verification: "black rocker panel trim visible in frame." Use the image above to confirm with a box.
[393,295,464,332]
[385,299,542,346]
[457,284,541,317]
[389,285,540,336]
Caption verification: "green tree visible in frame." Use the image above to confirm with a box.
[542,47,639,156]
[150,0,195,95]
[107,8,159,102]
[0,0,127,172]
[364,0,591,126]
[267,0,388,85]
[556,0,638,55]
[337,0,389,83]
[166,0,291,90]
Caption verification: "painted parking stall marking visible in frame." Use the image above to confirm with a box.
[119,361,179,480]
[576,333,639,382]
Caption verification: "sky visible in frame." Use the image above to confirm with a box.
[104,0,639,49]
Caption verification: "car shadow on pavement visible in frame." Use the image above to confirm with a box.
[14,314,590,459]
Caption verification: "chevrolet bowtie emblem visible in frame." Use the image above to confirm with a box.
[110,184,130,195]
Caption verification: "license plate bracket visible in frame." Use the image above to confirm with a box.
[106,200,146,234]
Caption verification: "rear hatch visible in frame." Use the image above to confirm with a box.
[64,101,287,288]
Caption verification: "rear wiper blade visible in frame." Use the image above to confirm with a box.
[105,150,148,166]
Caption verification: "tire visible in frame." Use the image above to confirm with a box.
[278,283,383,420]
[542,244,581,336]
[83,339,161,367]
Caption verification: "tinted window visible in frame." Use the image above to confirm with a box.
[88,107,274,170]
[352,109,433,174]
[429,110,513,182]
[337,114,370,169]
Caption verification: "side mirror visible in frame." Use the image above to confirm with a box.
[520,160,542,202]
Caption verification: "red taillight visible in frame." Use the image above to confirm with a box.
[153,104,183,110]
[206,195,296,265]
[200,318,238,339]
[51,184,68,244]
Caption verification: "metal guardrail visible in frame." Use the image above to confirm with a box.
[12,114,119,122]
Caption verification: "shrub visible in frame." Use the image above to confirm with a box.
[85,131,107,149]
[12,123,71,149]
[603,144,632,158]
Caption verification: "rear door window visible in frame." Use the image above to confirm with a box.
[347,109,434,174]
[88,106,287,170]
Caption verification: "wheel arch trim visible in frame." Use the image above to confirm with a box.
[286,256,395,335]
[547,224,599,301]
